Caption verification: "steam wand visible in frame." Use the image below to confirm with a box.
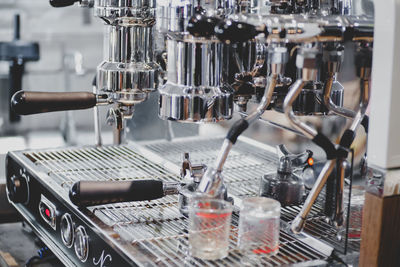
[323,45,371,132]
[197,44,288,197]
[284,45,372,233]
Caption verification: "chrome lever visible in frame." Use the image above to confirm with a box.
[277,144,312,168]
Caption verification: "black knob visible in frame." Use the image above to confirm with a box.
[7,175,28,203]
[215,19,258,43]
[187,14,220,38]
[50,0,79,7]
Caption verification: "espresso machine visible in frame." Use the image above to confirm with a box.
[5,0,400,266]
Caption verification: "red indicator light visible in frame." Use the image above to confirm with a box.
[45,208,50,217]
[308,158,314,166]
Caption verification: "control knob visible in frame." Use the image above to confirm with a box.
[7,174,29,204]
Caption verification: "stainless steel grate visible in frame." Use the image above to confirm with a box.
[144,137,277,198]
[22,138,342,266]
[25,145,180,189]
[144,137,361,253]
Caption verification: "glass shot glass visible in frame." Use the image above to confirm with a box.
[188,198,233,260]
[238,197,281,264]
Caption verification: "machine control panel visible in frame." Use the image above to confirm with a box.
[39,194,57,230]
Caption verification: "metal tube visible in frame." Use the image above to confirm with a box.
[113,112,126,145]
[214,74,279,172]
[245,74,278,124]
[93,85,102,146]
[323,74,356,118]
[350,78,370,132]
[215,139,233,172]
[291,159,337,234]
[283,79,318,139]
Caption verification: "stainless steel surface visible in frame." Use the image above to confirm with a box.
[158,83,233,123]
[296,48,322,82]
[181,152,207,183]
[93,85,102,146]
[97,25,159,101]
[247,74,279,123]
[260,171,306,206]
[322,47,354,118]
[92,0,160,145]
[158,40,233,123]
[163,181,180,195]
[94,0,156,24]
[284,80,318,139]
[10,137,360,266]
[214,139,233,172]
[157,0,237,123]
[324,76,354,118]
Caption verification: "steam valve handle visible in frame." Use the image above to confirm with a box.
[11,91,99,115]
[49,0,79,7]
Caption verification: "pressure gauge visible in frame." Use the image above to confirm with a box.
[60,213,74,248]
[74,226,89,262]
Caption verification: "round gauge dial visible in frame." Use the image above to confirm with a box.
[60,213,74,248]
[74,226,89,262]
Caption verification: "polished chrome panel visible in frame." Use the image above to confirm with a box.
[159,40,233,122]
[94,0,159,104]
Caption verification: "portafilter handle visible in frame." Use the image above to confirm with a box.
[11,90,108,115]
[69,180,180,207]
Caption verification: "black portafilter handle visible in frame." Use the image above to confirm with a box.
[69,180,165,207]
[50,0,79,7]
[11,90,97,115]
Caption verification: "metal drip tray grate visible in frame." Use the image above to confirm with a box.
[25,145,180,190]
[143,137,361,253]
[90,198,326,266]
[19,137,358,266]
[144,137,277,198]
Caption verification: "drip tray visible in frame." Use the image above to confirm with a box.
[8,136,357,266]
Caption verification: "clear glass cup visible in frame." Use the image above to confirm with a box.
[188,198,233,260]
[238,197,281,264]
